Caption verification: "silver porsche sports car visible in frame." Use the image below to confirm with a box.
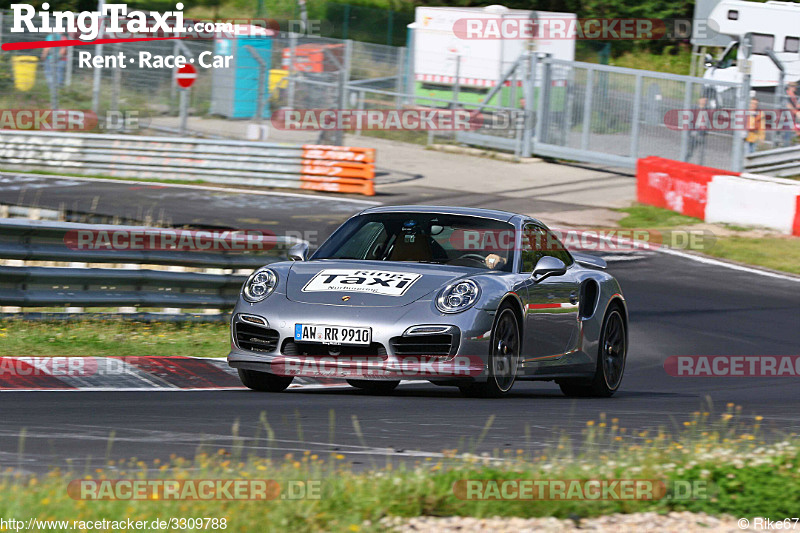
[228,205,627,397]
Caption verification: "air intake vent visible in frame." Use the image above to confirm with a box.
[390,334,455,356]
[281,340,387,357]
[235,322,280,353]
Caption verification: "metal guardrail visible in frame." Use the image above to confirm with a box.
[0,218,304,312]
[745,146,800,178]
[0,131,376,196]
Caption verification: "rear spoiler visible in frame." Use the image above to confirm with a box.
[572,252,607,269]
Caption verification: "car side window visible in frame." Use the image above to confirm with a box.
[543,228,574,267]
[520,223,574,272]
[520,224,545,272]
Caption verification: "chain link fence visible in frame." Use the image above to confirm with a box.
[4,8,788,173]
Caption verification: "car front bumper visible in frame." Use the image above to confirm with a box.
[227,295,494,381]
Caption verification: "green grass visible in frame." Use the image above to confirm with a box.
[617,205,703,228]
[0,320,230,357]
[616,204,800,275]
[576,47,692,76]
[704,236,800,276]
[1,407,799,531]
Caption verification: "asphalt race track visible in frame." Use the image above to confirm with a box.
[1,174,799,473]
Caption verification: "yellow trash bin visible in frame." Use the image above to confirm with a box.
[12,56,38,92]
[269,69,289,95]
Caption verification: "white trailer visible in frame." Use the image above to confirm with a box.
[704,0,800,88]
[408,5,575,104]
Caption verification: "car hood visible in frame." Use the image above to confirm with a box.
[285,260,476,307]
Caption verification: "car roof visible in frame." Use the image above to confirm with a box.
[359,205,540,224]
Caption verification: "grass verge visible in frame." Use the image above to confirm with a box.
[1,407,797,531]
[617,204,800,275]
[0,320,229,357]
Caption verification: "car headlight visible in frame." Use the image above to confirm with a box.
[242,268,278,303]
[436,279,481,314]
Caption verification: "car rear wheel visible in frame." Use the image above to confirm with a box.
[347,380,400,394]
[459,305,520,398]
[558,306,626,398]
[238,369,294,392]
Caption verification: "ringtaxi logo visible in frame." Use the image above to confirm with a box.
[301,269,422,297]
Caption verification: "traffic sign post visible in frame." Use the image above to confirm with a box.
[175,65,197,135]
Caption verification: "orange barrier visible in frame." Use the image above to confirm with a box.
[298,144,375,195]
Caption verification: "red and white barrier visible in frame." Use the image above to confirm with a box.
[637,157,800,236]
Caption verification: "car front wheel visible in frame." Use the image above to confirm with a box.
[459,304,520,398]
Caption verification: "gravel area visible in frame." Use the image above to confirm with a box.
[377,512,754,532]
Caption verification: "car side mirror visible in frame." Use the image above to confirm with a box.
[704,53,716,68]
[288,242,309,261]
[532,256,566,282]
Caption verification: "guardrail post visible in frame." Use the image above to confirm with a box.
[179,88,189,135]
[521,53,534,158]
[679,81,692,162]
[580,67,594,151]
[287,33,297,110]
[629,73,643,159]
[731,74,750,172]
[534,54,551,147]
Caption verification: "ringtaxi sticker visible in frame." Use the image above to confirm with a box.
[301,269,421,296]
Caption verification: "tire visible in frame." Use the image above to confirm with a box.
[559,305,626,398]
[238,369,294,392]
[459,304,520,398]
[347,379,400,394]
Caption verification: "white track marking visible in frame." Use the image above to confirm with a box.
[584,228,800,283]
[654,246,800,283]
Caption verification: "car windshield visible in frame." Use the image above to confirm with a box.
[312,213,515,271]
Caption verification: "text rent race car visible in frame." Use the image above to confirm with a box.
[228,206,628,397]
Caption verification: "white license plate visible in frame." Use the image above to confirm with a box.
[294,324,372,346]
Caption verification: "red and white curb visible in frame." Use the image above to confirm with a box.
[637,157,800,236]
[0,356,350,392]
